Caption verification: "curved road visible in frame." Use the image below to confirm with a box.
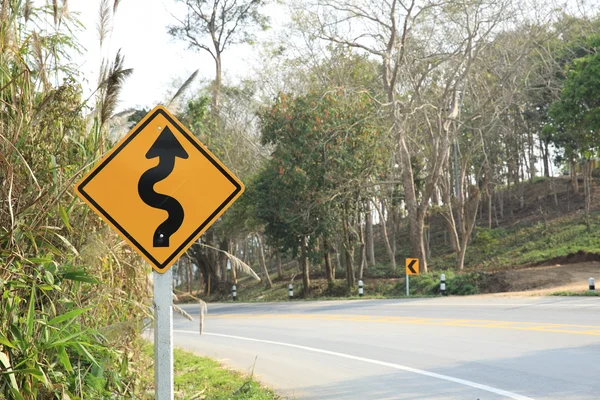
[173,297,600,399]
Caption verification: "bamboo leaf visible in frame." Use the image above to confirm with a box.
[26,285,35,336]
[25,257,53,264]
[168,69,199,108]
[0,331,15,349]
[53,232,79,256]
[173,304,193,321]
[57,346,73,373]
[59,267,99,283]
[77,343,99,367]
[59,205,73,233]
[198,243,260,281]
[48,308,88,326]
[2,368,43,377]
[0,352,18,389]
[47,330,87,347]
[9,388,25,400]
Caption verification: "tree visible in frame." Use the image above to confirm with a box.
[298,0,514,272]
[256,89,387,290]
[547,35,600,229]
[168,0,269,117]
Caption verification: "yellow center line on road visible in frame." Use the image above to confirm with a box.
[206,313,600,336]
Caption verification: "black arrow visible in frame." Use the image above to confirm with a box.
[138,126,188,247]
[407,259,417,274]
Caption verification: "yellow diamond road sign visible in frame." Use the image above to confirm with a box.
[75,106,244,273]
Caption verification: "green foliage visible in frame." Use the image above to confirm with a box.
[472,227,509,256]
[178,96,211,138]
[255,89,389,255]
[546,34,600,161]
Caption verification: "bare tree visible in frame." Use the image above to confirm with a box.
[169,0,269,116]
[297,0,513,271]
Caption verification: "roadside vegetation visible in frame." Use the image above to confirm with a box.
[551,291,600,297]
[139,346,281,400]
[0,3,148,398]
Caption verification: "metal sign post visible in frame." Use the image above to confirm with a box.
[154,268,174,400]
[406,275,409,297]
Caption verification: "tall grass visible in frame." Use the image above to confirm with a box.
[1,2,149,398]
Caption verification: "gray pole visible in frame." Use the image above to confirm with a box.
[406,275,409,297]
[154,268,174,400]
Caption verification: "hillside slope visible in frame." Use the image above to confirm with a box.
[177,177,600,302]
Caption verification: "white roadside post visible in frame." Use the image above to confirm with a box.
[358,280,364,297]
[589,277,595,291]
[440,274,446,296]
[154,268,174,400]
[288,283,294,300]
[232,284,237,301]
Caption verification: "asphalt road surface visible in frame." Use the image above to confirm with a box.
[173,297,600,399]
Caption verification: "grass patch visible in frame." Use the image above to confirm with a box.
[550,291,600,296]
[440,212,600,268]
[142,345,281,399]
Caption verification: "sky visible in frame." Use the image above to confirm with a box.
[68,0,283,112]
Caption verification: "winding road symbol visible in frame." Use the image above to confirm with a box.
[138,126,188,247]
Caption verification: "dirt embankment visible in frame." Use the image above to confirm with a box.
[479,257,600,296]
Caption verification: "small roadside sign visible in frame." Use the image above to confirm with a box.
[75,105,244,273]
[406,258,419,275]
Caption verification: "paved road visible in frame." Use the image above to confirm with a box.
[173,297,600,399]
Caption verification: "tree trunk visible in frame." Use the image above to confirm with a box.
[342,203,356,287]
[398,136,428,272]
[457,187,482,269]
[230,241,237,284]
[323,237,334,283]
[571,161,579,194]
[243,239,249,265]
[219,239,229,284]
[372,200,396,269]
[301,236,310,296]
[540,136,550,178]
[584,161,592,231]
[487,187,493,229]
[186,256,192,293]
[528,130,536,183]
[344,243,355,288]
[276,251,283,279]
[211,52,222,128]
[365,204,376,267]
[257,234,273,289]
[358,220,366,280]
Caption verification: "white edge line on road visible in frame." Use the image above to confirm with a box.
[383,303,598,307]
[174,330,534,400]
